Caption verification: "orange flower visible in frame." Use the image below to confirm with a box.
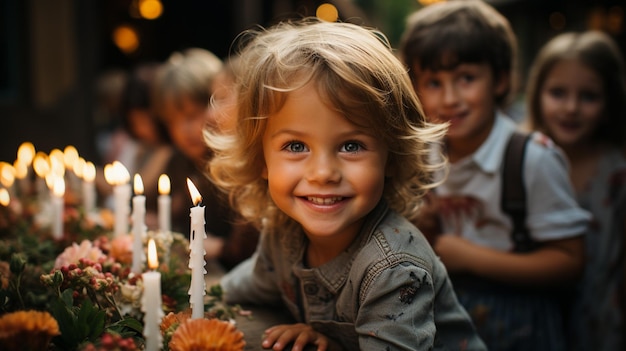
[109,235,133,264]
[161,310,191,335]
[169,318,245,351]
[0,310,60,351]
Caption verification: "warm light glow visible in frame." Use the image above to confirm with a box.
[0,162,16,188]
[49,149,65,177]
[83,162,96,182]
[417,0,445,5]
[13,160,28,180]
[0,188,9,206]
[549,11,567,30]
[607,6,624,34]
[158,174,170,195]
[134,174,144,195]
[186,178,202,206]
[52,176,65,197]
[63,145,79,171]
[113,25,140,54]
[33,152,50,178]
[45,174,56,190]
[104,161,130,185]
[147,238,159,269]
[316,3,339,22]
[139,0,163,20]
[74,157,86,178]
[17,142,36,166]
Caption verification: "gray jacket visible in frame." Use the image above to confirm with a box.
[221,201,486,350]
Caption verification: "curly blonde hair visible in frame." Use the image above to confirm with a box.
[206,18,447,232]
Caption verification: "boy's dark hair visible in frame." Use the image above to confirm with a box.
[399,0,518,108]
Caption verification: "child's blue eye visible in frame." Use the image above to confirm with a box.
[341,142,362,153]
[284,141,308,153]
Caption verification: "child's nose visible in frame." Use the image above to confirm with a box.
[305,153,341,184]
[442,83,460,105]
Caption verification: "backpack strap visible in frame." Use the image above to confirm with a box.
[501,131,535,252]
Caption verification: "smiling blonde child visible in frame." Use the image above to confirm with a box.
[207,17,485,351]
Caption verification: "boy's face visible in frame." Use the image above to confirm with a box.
[539,59,605,148]
[261,82,388,242]
[411,62,507,153]
[162,97,211,164]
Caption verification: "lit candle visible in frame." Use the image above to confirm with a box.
[82,161,97,215]
[0,188,10,207]
[104,161,131,238]
[186,178,206,319]
[13,160,29,195]
[15,142,35,197]
[0,162,16,200]
[132,174,146,274]
[157,174,171,233]
[33,152,51,204]
[63,145,80,194]
[51,176,65,240]
[141,238,163,351]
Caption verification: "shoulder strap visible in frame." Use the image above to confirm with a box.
[501,131,534,252]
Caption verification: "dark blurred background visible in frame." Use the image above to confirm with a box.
[0,0,624,164]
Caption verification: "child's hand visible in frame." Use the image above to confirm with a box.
[262,323,328,351]
[433,234,475,272]
[414,192,442,245]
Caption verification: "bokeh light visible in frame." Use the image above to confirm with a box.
[113,25,140,54]
[549,12,567,31]
[139,0,163,20]
[316,3,339,23]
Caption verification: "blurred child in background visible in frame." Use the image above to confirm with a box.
[524,30,626,351]
[400,1,591,349]
[154,48,259,270]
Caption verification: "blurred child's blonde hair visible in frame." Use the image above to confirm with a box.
[207,17,447,231]
[525,31,626,147]
[153,48,223,122]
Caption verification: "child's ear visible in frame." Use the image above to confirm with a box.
[261,165,268,179]
[495,72,510,97]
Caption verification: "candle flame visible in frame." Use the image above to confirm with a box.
[147,238,159,269]
[0,162,16,188]
[33,152,50,178]
[134,174,144,195]
[186,178,202,205]
[45,173,56,190]
[13,160,28,180]
[115,161,131,183]
[158,174,170,195]
[74,157,86,178]
[63,145,79,171]
[17,142,36,166]
[104,161,130,185]
[49,151,65,177]
[0,188,9,206]
[52,176,65,197]
[83,161,96,182]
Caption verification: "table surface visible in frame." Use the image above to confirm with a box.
[205,264,316,351]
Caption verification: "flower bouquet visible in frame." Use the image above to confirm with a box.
[0,144,247,351]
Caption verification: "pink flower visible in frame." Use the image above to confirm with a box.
[54,240,105,269]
